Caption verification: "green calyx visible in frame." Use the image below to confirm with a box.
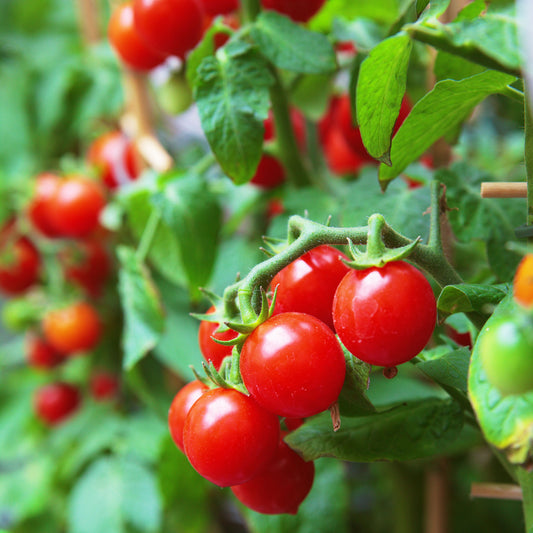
[344,214,421,269]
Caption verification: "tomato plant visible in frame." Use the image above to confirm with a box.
[240,312,346,418]
[197,306,238,369]
[182,387,280,486]
[333,261,436,367]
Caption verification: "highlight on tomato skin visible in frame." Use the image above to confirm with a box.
[108,1,167,71]
[183,387,280,487]
[168,380,208,453]
[230,437,315,515]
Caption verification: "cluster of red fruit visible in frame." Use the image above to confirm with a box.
[0,131,134,426]
[168,244,437,514]
[108,0,326,73]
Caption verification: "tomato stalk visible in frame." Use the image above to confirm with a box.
[241,0,260,23]
[517,468,533,532]
[135,209,161,263]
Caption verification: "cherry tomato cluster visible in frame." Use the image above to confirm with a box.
[480,254,533,396]
[168,244,436,514]
[0,130,134,426]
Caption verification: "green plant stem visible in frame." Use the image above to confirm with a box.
[226,213,466,322]
[268,69,313,188]
[241,0,260,23]
[135,210,161,263]
[517,468,533,533]
[524,92,533,236]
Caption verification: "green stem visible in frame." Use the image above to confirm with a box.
[136,210,161,263]
[517,468,533,533]
[269,69,313,188]
[241,0,260,23]
[524,92,533,236]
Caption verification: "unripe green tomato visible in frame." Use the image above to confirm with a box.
[480,314,533,396]
[156,72,193,115]
[2,297,40,332]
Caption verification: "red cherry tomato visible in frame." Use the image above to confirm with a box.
[60,240,111,298]
[271,245,349,330]
[28,173,61,237]
[333,261,436,367]
[34,382,81,426]
[183,387,280,486]
[446,326,473,349]
[323,126,366,176]
[168,380,208,452]
[240,312,346,418]
[108,1,167,71]
[514,254,533,308]
[250,155,286,188]
[42,302,101,355]
[26,334,66,369]
[231,436,315,515]
[90,371,120,401]
[87,131,139,190]
[200,0,239,15]
[198,306,238,370]
[261,0,325,22]
[0,222,40,296]
[133,0,205,59]
[48,175,106,238]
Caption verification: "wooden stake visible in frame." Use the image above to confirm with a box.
[480,182,528,199]
[425,460,449,533]
[75,0,101,45]
[470,483,523,501]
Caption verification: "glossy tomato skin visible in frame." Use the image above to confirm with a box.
[198,306,238,370]
[231,437,315,515]
[333,261,436,367]
[48,175,106,238]
[108,1,166,71]
[133,0,205,59]
[26,334,65,369]
[261,0,325,22]
[42,302,101,355]
[514,254,533,308]
[271,245,349,330]
[90,371,120,401]
[168,380,208,452]
[60,240,111,298]
[183,388,280,486]
[323,126,367,176]
[28,173,61,237]
[201,0,238,15]
[87,131,139,190]
[240,312,346,418]
[34,382,81,426]
[250,155,286,188]
[0,223,41,296]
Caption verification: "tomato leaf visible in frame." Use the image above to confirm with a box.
[285,398,464,462]
[251,11,337,74]
[406,5,521,76]
[240,458,349,533]
[194,40,273,184]
[118,246,165,371]
[151,173,222,301]
[331,17,385,53]
[356,33,412,165]
[434,51,485,82]
[338,348,376,416]
[437,283,508,318]
[68,456,162,533]
[468,295,533,466]
[378,70,516,187]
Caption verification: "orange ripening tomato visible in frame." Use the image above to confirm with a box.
[514,254,533,308]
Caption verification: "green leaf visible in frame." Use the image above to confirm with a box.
[416,347,471,394]
[151,174,222,300]
[242,458,349,533]
[437,283,508,318]
[468,295,533,465]
[194,40,273,184]
[118,246,165,371]
[68,456,162,533]
[186,22,218,87]
[286,398,464,462]
[338,348,376,416]
[357,33,412,164]
[290,73,335,121]
[251,11,337,74]
[407,5,521,76]
[434,51,486,81]
[331,17,386,53]
[378,70,516,187]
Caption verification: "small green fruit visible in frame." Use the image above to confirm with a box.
[156,72,193,115]
[480,314,533,396]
